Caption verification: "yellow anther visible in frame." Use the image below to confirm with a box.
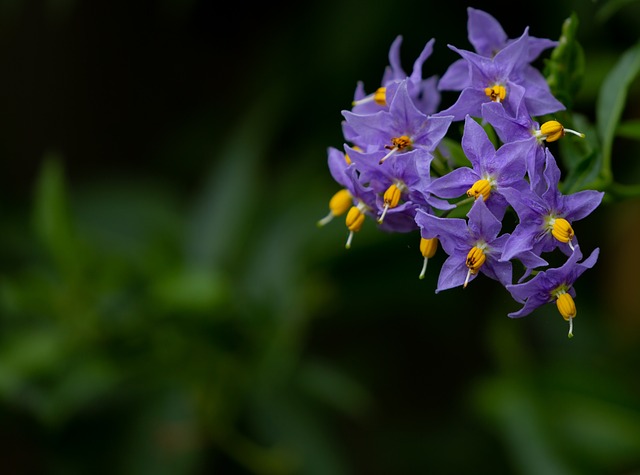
[373,87,387,106]
[329,189,352,216]
[383,184,402,209]
[484,84,506,102]
[420,237,438,259]
[466,246,486,274]
[418,237,438,280]
[540,120,565,142]
[351,87,387,108]
[556,291,577,338]
[551,218,575,243]
[317,189,353,227]
[538,120,585,143]
[380,135,413,164]
[466,179,492,201]
[345,205,366,232]
[387,135,412,151]
[556,292,576,321]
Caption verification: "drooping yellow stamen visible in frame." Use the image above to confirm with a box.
[345,203,367,249]
[464,245,487,288]
[551,217,575,249]
[539,120,585,143]
[317,189,353,227]
[351,87,387,107]
[379,135,412,164]
[466,179,492,201]
[556,292,577,338]
[418,237,438,280]
[484,84,506,102]
[378,183,402,224]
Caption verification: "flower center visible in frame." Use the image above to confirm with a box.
[535,120,585,143]
[379,135,413,164]
[344,201,369,249]
[552,287,577,338]
[378,182,407,224]
[464,243,488,288]
[466,178,492,201]
[484,84,506,102]
[351,87,387,108]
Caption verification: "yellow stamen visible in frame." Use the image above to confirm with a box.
[556,292,577,338]
[484,84,506,102]
[539,120,585,143]
[378,183,403,224]
[351,87,387,107]
[551,217,575,246]
[317,189,352,227]
[464,246,486,288]
[379,135,413,164]
[345,204,367,249]
[418,237,438,280]
[466,179,492,201]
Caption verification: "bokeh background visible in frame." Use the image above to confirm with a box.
[1,0,640,474]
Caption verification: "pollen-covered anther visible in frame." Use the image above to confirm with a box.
[464,246,486,288]
[418,237,438,280]
[551,217,575,250]
[379,135,412,164]
[466,179,492,201]
[344,204,366,249]
[317,188,352,227]
[484,84,506,102]
[540,120,585,142]
[351,86,387,107]
[377,184,402,224]
[556,292,577,338]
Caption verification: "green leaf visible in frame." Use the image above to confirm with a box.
[615,119,640,140]
[596,40,640,184]
[545,12,585,110]
[31,152,77,272]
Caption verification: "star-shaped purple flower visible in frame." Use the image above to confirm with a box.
[437,27,565,121]
[427,115,529,220]
[506,246,599,337]
[415,197,512,292]
[351,36,441,116]
[500,149,604,261]
[343,80,453,163]
[439,8,558,92]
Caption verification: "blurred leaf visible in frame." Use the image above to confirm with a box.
[595,0,640,22]
[31,153,77,272]
[559,114,602,193]
[297,359,372,418]
[616,119,640,139]
[596,40,640,184]
[545,12,585,110]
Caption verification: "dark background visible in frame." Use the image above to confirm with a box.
[1,1,640,474]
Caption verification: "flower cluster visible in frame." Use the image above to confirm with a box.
[318,8,604,338]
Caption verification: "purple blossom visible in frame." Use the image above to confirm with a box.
[507,245,599,318]
[343,80,453,163]
[440,8,558,92]
[427,115,529,219]
[437,27,565,121]
[415,198,512,292]
[500,149,604,261]
[351,36,441,116]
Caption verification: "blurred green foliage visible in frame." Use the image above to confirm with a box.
[1,1,640,474]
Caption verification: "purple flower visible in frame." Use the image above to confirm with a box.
[427,115,529,220]
[415,198,512,292]
[351,36,441,115]
[437,27,565,121]
[440,8,558,92]
[507,246,599,337]
[500,149,604,261]
[343,80,453,164]
[345,145,453,227]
